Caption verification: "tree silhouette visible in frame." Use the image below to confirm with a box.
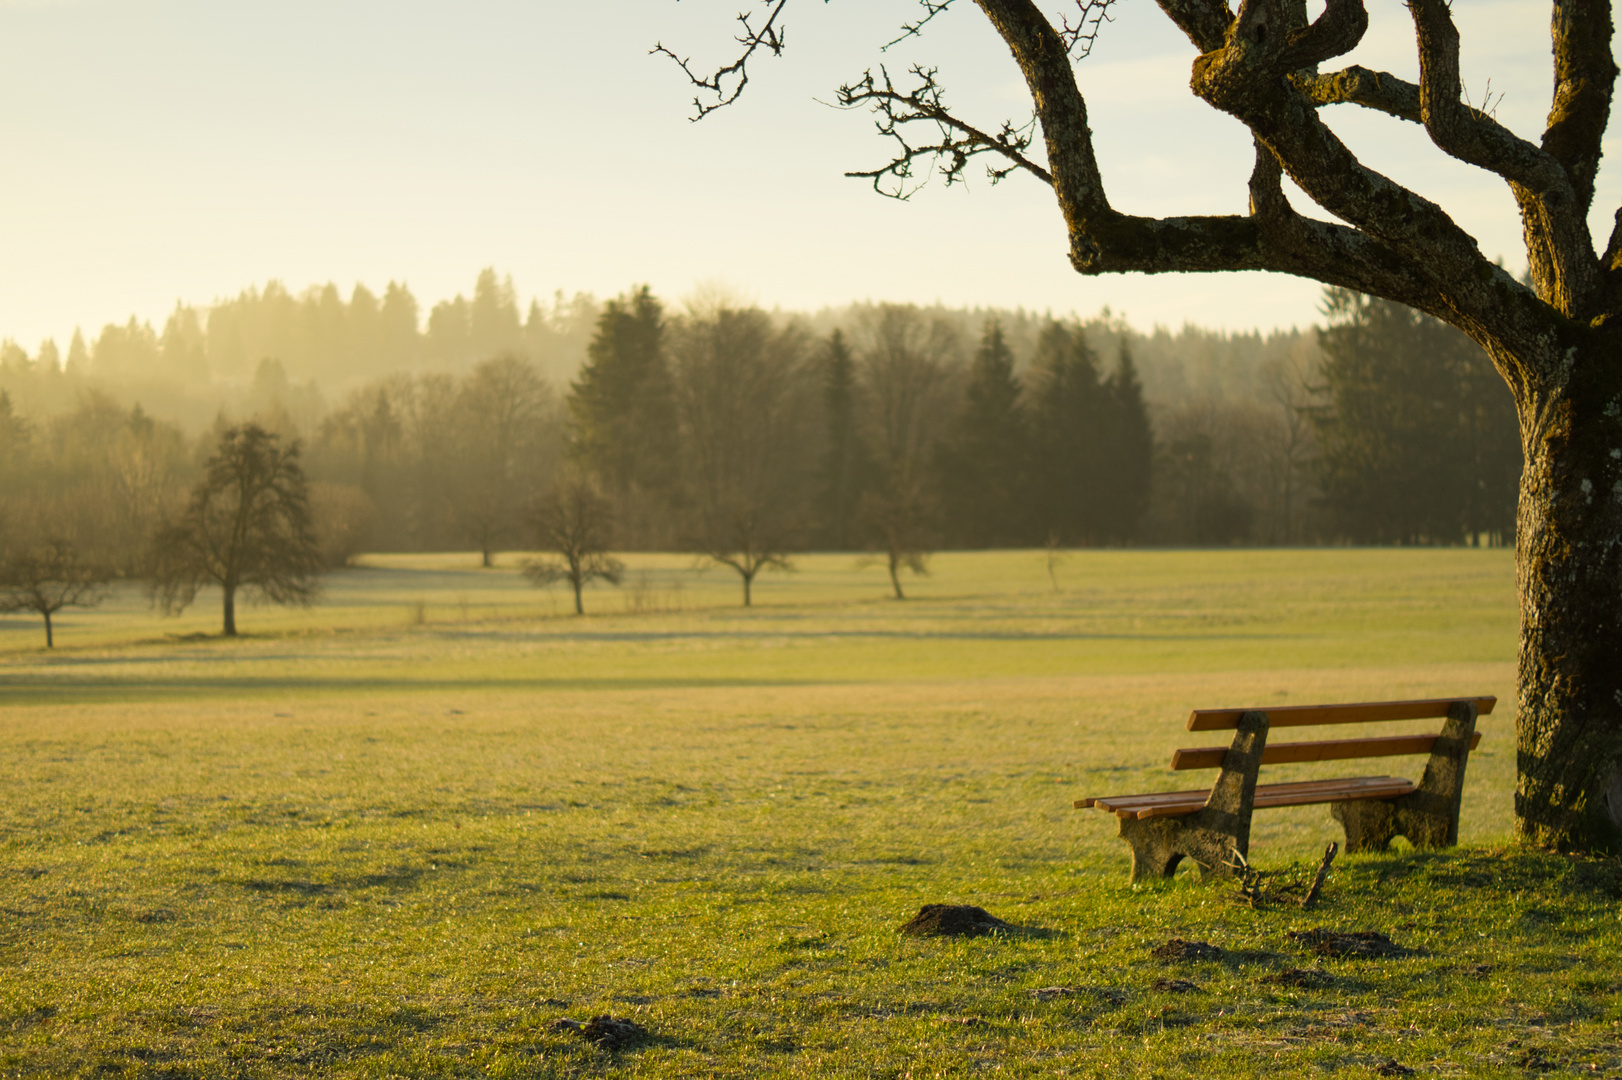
[936,319,1034,548]
[672,305,812,605]
[523,478,623,615]
[663,0,1622,852]
[0,538,108,648]
[150,423,323,636]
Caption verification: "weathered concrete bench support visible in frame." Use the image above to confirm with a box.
[1117,711,1269,882]
[1331,700,1478,852]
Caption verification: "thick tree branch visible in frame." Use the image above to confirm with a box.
[836,65,1051,197]
[1277,0,1368,71]
[1410,0,1597,317]
[1544,0,1617,215]
[1295,66,1421,123]
[1409,1,1574,199]
[1153,0,1232,52]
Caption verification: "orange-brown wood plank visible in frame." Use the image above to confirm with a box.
[1080,775,1419,820]
[1132,777,1417,819]
[1251,776,1414,807]
[1169,730,1483,771]
[1108,776,1417,820]
[1186,696,1496,732]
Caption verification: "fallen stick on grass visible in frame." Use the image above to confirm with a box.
[1301,842,1339,909]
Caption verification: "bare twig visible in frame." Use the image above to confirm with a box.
[1059,0,1118,60]
[652,0,795,121]
[1300,841,1338,909]
[883,0,956,50]
[835,65,1051,198]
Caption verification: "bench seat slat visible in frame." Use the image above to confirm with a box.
[1076,776,1417,819]
[1186,696,1495,732]
[1170,730,1483,771]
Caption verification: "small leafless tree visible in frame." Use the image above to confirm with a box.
[524,478,624,615]
[861,477,933,600]
[0,538,109,648]
[671,305,812,606]
[450,354,557,567]
[150,423,323,636]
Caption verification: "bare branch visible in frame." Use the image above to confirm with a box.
[1058,0,1119,60]
[1544,0,1618,215]
[883,0,956,50]
[1278,0,1368,71]
[1410,0,1594,314]
[1409,0,1572,197]
[1295,66,1421,123]
[835,65,1052,198]
[1152,0,1232,52]
[652,0,795,121]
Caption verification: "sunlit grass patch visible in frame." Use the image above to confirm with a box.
[3,547,1587,1078]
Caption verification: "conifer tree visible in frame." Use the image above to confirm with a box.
[1312,290,1520,544]
[566,286,679,502]
[1028,321,1107,545]
[814,330,869,549]
[936,319,1033,547]
[1096,342,1153,543]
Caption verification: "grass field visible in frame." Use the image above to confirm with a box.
[3,548,1619,1078]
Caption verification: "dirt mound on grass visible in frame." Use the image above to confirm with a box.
[899,904,1011,937]
[1288,929,1408,959]
[552,1015,649,1049]
[1150,938,1225,962]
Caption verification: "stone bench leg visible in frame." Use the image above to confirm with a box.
[1331,700,1479,853]
[1117,711,1269,882]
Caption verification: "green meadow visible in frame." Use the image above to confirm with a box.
[4,548,1619,1078]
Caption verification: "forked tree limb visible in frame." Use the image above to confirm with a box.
[1409,0,1597,317]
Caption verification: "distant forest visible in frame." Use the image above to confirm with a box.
[0,270,1520,566]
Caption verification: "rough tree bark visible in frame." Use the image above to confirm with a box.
[664,0,1622,853]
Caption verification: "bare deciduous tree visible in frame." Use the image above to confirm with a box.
[854,305,957,599]
[524,477,624,615]
[663,0,1622,852]
[672,306,813,605]
[0,538,109,648]
[150,423,323,636]
[450,354,557,567]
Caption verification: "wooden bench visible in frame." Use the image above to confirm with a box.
[1076,696,1493,882]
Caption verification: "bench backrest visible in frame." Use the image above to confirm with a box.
[1171,696,1494,772]
[1185,696,1496,731]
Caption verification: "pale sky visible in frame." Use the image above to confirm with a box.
[0,1,1606,349]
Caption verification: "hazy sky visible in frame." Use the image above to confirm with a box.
[0,1,1604,348]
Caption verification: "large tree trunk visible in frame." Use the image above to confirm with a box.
[1513,350,1622,852]
[43,610,53,649]
[223,585,237,637]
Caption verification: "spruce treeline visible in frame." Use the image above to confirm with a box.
[1310,290,1520,545]
[933,320,1153,548]
[551,295,1155,566]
